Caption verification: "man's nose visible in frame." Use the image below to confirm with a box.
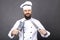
[26,11,29,13]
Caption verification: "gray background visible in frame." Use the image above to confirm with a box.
[0,0,60,40]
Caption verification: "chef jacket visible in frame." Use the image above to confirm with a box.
[8,17,50,40]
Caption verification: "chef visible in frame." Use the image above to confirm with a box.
[8,1,50,40]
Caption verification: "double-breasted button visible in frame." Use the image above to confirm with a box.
[30,32,32,33]
[24,36,25,38]
[24,32,25,33]
[30,37,32,39]
[31,27,32,28]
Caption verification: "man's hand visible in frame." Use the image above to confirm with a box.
[38,29,50,38]
[11,29,19,36]
[38,29,47,36]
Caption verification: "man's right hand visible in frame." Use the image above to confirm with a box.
[11,29,19,36]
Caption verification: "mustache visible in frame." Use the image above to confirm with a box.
[26,13,30,14]
[25,13,31,15]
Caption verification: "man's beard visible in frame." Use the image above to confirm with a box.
[24,13,32,20]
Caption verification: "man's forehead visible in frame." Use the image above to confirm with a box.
[23,8,32,11]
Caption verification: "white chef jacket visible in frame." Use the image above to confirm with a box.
[8,18,50,40]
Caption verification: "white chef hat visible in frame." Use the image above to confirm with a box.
[20,1,32,10]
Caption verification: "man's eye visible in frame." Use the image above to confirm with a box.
[28,10,31,11]
[24,10,27,11]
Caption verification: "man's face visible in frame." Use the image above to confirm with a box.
[23,9,32,20]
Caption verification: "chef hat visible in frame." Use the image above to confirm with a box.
[20,1,32,10]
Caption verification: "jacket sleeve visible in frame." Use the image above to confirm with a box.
[34,20,50,38]
[40,30,50,38]
[8,20,20,39]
